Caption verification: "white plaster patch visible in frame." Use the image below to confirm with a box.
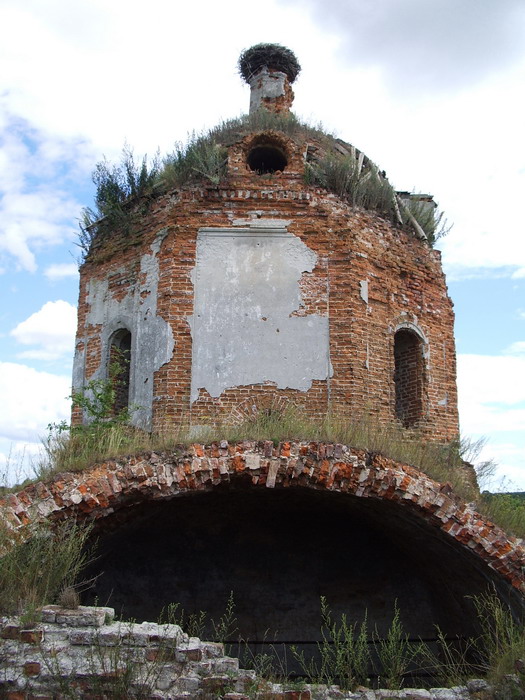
[248,68,287,113]
[73,229,174,430]
[359,279,369,304]
[189,227,331,402]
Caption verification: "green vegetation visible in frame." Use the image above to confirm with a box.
[374,605,423,689]
[292,596,370,690]
[231,593,525,691]
[78,146,160,259]
[0,520,93,620]
[305,152,449,245]
[11,398,523,540]
[477,492,525,537]
[161,591,238,654]
[161,134,228,189]
[155,593,525,692]
[35,403,475,494]
[38,352,138,480]
[78,110,447,259]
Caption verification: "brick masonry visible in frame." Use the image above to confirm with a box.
[73,127,459,442]
[1,441,524,595]
[0,604,519,698]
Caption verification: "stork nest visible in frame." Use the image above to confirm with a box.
[238,43,301,83]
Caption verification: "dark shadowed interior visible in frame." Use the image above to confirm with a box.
[83,483,511,652]
[247,145,288,174]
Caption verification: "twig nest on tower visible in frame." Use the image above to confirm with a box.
[238,43,301,83]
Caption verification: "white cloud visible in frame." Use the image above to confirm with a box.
[283,0,525,95]
[511,268,525,279]
[0,438,40,487]
[457,353,525,488]
[506,341,525,354]
[0,188,79,271]
[10,300,77,361]
[0,362,71,486]
[0,362,70,443]
[471,439,525,492]
[44,263,79,281]
[458,354,525,409]
[0,112,89,271]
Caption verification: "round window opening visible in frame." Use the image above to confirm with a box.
[247,144,288,174]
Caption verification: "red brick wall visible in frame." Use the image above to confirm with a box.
[75,131,459,442]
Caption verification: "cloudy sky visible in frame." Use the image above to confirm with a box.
[1,0,524,489]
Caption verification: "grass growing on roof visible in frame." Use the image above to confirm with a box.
[78,111,447,260]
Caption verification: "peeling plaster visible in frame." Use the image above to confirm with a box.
[359,279,369,304]
[248,67,287,113]
[72,229,174,430]
[188,226,332,402]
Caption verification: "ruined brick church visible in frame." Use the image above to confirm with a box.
[73,46,458,442]
[63,46,523,653]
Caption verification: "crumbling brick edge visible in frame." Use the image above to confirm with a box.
[1,441,524,595]
[0,605,517,699]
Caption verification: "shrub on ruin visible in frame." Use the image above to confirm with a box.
[78,111,446,262]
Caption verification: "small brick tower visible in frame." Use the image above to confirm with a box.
[73,44,459,443]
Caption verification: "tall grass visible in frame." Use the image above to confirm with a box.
[472,590,525,683]
[18,402,525,540]
[292,596,371,690]
[29,403,525,540]
[78,146,161,260]
[79,110,444,260]
[477,493,525,537]
[0,520,93,619]
[305,153,398,222]
[35,407,472,491]
[161,135,228,188]
[374,605,423,689]
[291,594,525,691]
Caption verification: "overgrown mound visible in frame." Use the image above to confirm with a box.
[238,43,301,83]
[78,111,448,261]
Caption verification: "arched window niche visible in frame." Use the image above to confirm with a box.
[246,133,288,174]
[109,329,132,415]
[393,325,427,428]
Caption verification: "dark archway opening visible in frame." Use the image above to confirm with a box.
[109,329,131,414]
[83,485,505,665]
[247,144,288,174]
[394,329,425,427]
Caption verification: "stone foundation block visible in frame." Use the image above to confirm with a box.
[23,661,41,676]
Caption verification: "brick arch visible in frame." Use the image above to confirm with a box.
[227,394,293,424]
[2,441,524,595]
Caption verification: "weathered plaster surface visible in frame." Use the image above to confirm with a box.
[359,279,369,304]
[248,67,287,113]
[73,230,174,429]
[188,226,332,403]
